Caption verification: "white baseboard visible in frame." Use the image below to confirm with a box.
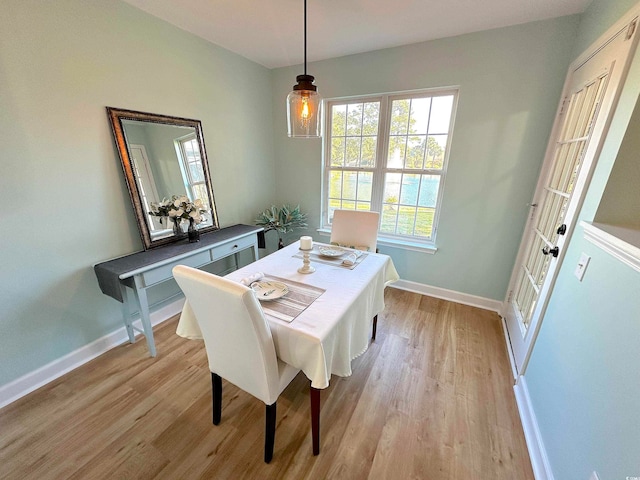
[514,376,554,480]
[391,279,503,313]
[0,298,185,410]
[501,316,519,380]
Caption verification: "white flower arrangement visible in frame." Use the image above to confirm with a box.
[149,195,207,225]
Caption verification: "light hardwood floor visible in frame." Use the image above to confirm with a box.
[0,288,534,479]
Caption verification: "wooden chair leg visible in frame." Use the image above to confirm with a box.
[211,373,222,425]
[310,386,321,455]
[372,314,378,341]
[265,402,277,463]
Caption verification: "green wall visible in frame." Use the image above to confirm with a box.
[271,16,580,300]
[525,0,640,479]
[0,0,276,386]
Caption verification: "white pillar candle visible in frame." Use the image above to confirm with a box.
[300,236,313,250]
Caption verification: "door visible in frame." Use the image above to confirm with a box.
[130,144,163,230]
[504,15,639,375]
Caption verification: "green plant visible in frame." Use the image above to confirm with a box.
[255,205,307,245]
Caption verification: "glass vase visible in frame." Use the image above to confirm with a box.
[188,218,200,243]
[172,218,183,237]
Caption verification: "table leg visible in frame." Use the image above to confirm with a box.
[311,385,321,455]
[372,314,378,341]
[120,285,135,344]
[133,277,157,357]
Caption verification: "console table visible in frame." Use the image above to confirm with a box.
[94,224,263,356]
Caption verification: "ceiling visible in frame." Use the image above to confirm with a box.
[122,0,592,69]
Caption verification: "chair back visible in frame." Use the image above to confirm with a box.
[330,209,380,251]
[173,265,281,405]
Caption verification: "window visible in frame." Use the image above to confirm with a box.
[323,88,457,245]
[175,134,210,206]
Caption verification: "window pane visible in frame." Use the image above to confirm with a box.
[389,99,410,135]
[361,136,376,167]
[329,170,342,199]
[397,206,417,235]
[189,162,204,182]
[384,173,401,204]
[184,139,200,162]
[400,174,420,205]
[405,136,425,169]
[429,95,454,134]
[418,175,440,208]
[357,172,373,202]
[362,102,380,135]
[381,174,436,238]
[342,200,356,210]
[331,105,346,136]
[409,97,431,134]
[416,207,435,238]
[425,135,447,169]
[331,138,345,166]
[342,171,357,200]
[345,137,361,167]
[381,207,398,234]
[183,140,196,156]
[346,103,363,136]
[193,184,209,204]
[387,136,406,169]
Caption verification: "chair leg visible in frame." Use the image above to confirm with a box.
[310,386,321,455]
[372,314,378,341]
[264,402,277,463]
[211,373,222,425]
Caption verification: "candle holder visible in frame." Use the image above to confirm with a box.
[298,248,315,274]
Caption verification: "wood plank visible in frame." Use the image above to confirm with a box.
[0,288,534,479]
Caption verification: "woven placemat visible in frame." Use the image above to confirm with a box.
[257,274,325,323]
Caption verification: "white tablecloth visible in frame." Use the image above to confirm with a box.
[176,241,399,389]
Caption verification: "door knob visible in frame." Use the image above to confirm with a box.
[541,246,559,257]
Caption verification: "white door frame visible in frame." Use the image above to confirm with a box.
[502,6,640,377]
[130,144,164,231]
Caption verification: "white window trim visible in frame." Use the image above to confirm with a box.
[320,87,459,250]
[174,133,205,201]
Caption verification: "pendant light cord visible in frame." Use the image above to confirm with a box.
[304,0,307,76]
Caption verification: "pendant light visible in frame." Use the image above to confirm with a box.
[287,0,322,137]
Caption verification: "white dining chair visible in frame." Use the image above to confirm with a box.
[329,209,382,339]
[172,265,301,463]
[329,209,380,252]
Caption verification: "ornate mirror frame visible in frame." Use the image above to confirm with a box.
[107,107,219,249]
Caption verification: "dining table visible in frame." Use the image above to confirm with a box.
[175,238,399,455]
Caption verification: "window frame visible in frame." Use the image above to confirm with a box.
[321,87,459,248]
[174,133,209,205]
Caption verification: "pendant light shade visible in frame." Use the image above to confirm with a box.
[287,0,322,137]
[287,75,321,137]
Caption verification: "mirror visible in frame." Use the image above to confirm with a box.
[107,107,219,249]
